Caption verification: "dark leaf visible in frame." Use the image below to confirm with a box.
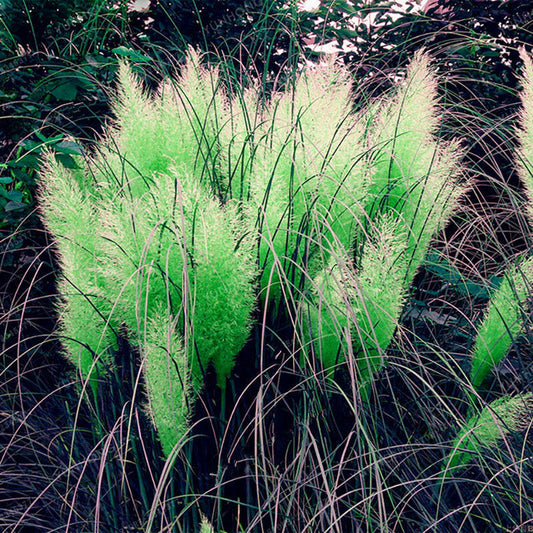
[112,46,152,63]
[55,153,79,169]
[6,190,23,203]
[4,201,27,212]
[51,82,78,101]
[55,140,83,156]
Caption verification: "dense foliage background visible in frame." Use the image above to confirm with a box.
[2,1,533,531]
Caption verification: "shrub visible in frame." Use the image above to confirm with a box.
[41,46,470,446]
[40,49,480,530]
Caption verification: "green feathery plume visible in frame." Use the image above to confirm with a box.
[39,151,116,382]
[472,49,533,396]
[89,48,223,202]
[352,215,409,399]
[95,55,257,391]
[470,257,533,392]
[443,393,533,478]
[367,50,464,284]
[305,246,358,374]
[97,167,256,391]
[247,57,369,303]
[199,514,216,533]
[305,215,408,397]
[143,310,189,457]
